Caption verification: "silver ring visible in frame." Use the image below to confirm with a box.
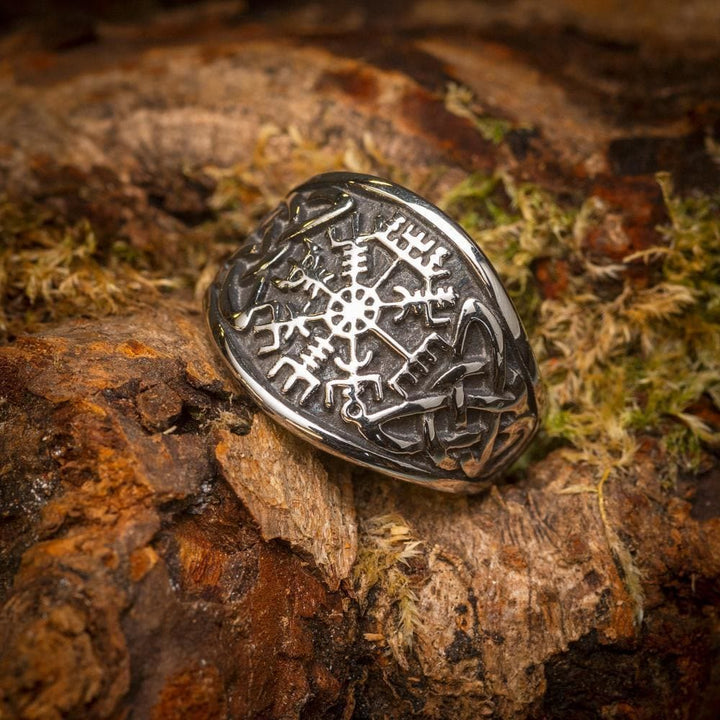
[206,173,540,493]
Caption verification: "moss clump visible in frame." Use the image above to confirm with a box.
[444,82,513,145]
[352,514,424,668]
[0,200,157,342]
[441,173,573,330]
[442,171,720,479]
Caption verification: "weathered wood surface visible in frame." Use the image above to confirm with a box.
[1,3,720,718]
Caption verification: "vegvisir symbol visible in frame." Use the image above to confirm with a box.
[232,212,458,407]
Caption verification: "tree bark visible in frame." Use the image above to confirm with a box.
[1,3,720,719]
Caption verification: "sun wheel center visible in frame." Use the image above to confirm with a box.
[329,288,381,338]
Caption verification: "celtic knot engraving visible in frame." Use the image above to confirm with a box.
[208,174,539,485]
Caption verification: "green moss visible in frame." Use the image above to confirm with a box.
[444,82,514,145]
[662,423,703,473]
[442,172,720,479]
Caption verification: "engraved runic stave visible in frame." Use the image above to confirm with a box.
[359,216,450,281]
[268,334,334,402]
[329,225,369,285]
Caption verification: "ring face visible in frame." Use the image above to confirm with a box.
[206,173,540,492]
